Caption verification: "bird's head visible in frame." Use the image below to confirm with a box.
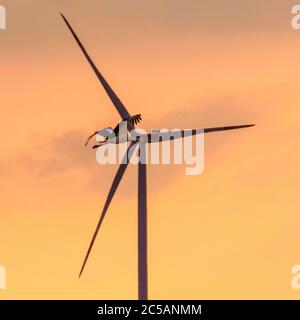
[96,127,115,139]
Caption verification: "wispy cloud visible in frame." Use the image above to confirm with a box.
[0,94,258,203]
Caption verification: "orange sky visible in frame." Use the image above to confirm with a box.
[0,0,300,299]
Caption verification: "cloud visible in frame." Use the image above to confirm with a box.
[147,94,258,130]
[1,0,293,56]
[0,92,258,203]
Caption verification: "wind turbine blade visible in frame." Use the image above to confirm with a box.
[79,142,138,278]
[203,124,255,133]
[60,13,133,124]
[146,124,255,142]
[138,157,148,300]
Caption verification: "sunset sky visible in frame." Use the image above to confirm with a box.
[0,0,300,299]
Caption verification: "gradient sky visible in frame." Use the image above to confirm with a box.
[0,0,300,299]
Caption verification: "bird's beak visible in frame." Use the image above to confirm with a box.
[85,132,97,146]
[92,142,107,149]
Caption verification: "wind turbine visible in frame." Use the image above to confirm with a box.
[61,13,254,300]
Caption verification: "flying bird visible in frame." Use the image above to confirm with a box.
[61,13,255,300]
[85,114,142,148]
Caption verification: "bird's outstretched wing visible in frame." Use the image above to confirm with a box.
[113,114,142,136]
[60,13,134,130]
[128,114,142,126]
